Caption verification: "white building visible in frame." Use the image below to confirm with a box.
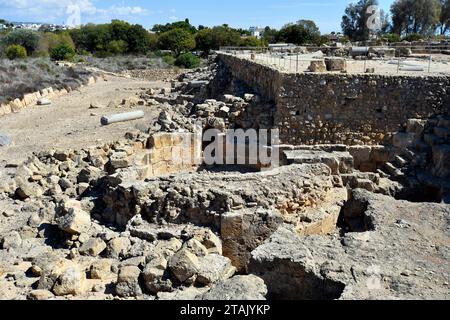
[249,26,264,39]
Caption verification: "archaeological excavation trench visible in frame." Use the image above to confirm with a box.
[0,54,449,300]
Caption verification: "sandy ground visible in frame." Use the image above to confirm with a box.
[0,75,169,166]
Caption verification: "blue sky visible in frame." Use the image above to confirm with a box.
[0,0,394,33]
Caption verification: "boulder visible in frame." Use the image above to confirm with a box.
[53,266,86,296]
[115,266,142,297]
[1,231,22,249]
[79,238,107,256]
[168,248,200,283]
[58,208,92,235]
[90,259,113,280]
[106,237,131,259]
[200,275,267,300]
[308,60,327,72]
[324,57,347,71]
[196,254,236,286]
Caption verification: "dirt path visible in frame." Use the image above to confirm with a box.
[0,75,168,166]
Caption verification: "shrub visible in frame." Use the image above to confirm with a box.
[158,28,196,56]
[175,52,200,68]
[107,40,128,55]
[5,45,27,60]
[38,32,75,56]
[50,44,76,61]
[402,33,423,42]
[3,29,40,54]
[383,33,401,43]
[162,54,176,66]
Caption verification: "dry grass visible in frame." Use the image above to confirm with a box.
[81,55,171,73]
[0,57,95,104]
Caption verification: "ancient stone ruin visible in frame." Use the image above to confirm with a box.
[0,54,448,300]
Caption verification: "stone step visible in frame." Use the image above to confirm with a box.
[384,162,404,178]
[376,169,390,178]
[401,150,415,162]
[394,155,408,167]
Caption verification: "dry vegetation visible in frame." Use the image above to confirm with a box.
[0,57,95,104]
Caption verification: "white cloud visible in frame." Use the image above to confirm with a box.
[0,0,149,23]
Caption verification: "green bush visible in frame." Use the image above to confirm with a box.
[383,33,401,43]
[162,54,176,65]
[107,40,128,55]
[5,45,27,60]
[4,29,40,54]
[175,52,200,68]
[50,44,76,61]
[402,33,423,42]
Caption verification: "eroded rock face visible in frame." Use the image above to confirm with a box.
[249,189,450,300]
[102,163,341,228]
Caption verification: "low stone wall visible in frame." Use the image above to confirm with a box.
[0,76,99,118]
[143,132,202,177]
[218,54,450,145]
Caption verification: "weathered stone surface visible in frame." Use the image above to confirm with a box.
[196,254,236,285]
[115,266,142,297]
[325,57,347,71]
[308,60,327,72]
[168,249,200,284]
[28,289,54,300]
[53,266,86,296]
[221,208,283,272]
[79,238,107,256]
[249,190,450,300]
[90,259,113,280]
[200,275,268,300]
[58,208,91,235]
[106,237,131,259]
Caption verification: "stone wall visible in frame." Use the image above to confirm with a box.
[218,54,450,145]
[0,76,99,118]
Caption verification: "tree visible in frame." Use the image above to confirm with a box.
[38,32,75,56]
[341,0,379,41]
[239,36,266,47]
[3,29,40,54]
[297,20,321,42]
[439,0,450,34]
[158,28,196,55]
[195,25,241,55]
[107,40,128,55]
[391,0,441,36]
[276,21,321,45]
[262,26,279,43]
[128,24,153,54]
[152,19,197,34]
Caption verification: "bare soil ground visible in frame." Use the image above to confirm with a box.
[0,75,168,166]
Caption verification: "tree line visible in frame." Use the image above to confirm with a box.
[342,0,450,41]
[0,18,327,62]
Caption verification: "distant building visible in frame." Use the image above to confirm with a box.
[249,26,264,39]
[0,24,6,30]
[268,43,297,51]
